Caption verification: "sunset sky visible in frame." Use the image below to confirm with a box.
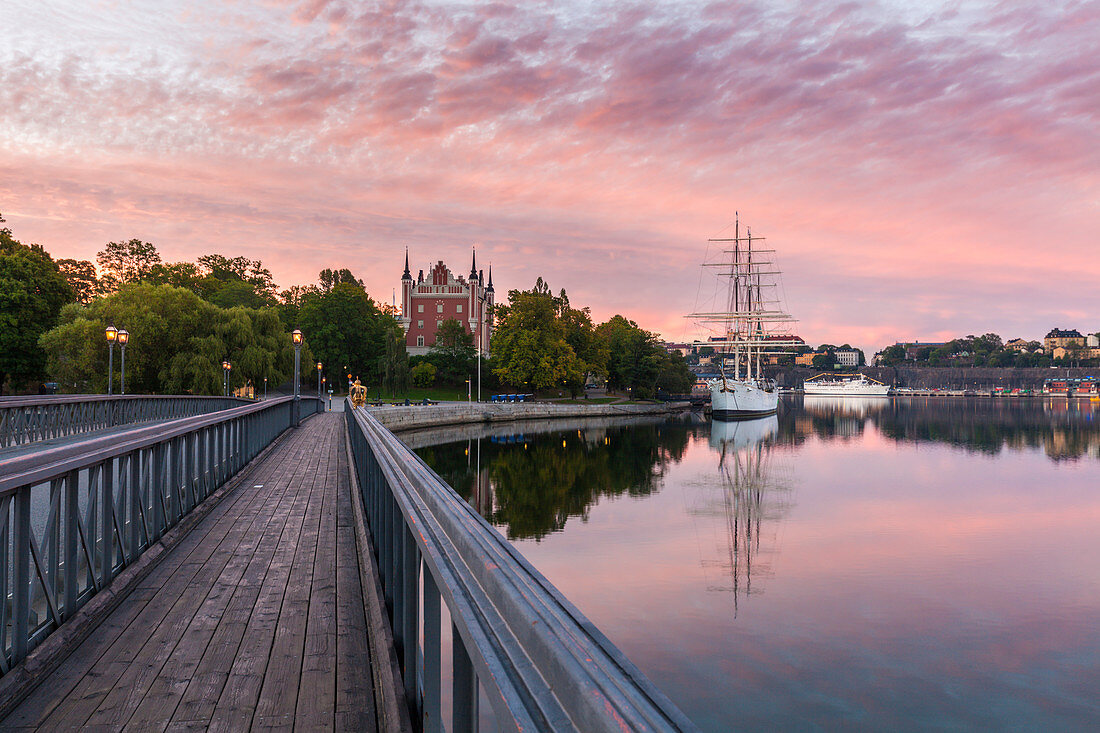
[3,0,1098,354]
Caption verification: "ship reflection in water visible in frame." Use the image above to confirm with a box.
[413,400,1100,731]
[692,417,791,617]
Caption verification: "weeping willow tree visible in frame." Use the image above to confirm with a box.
[381,329,410,397]
[39,282,306,395]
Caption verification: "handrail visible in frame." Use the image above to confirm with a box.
[0,395,254,449]
[345,403,697,732]
[0,395,323,673]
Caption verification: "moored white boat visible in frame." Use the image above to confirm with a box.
[803,373,890,396]
[688,215,799,421]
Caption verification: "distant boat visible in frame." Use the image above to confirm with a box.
[687,216,800,420]
[803,373,890,396]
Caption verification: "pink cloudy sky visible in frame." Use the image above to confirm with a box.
[2,0,1098,354]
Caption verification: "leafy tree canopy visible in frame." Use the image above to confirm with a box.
[1,222,73,392]
[97,238,162,290]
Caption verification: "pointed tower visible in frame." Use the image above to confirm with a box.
[399,247,413,334]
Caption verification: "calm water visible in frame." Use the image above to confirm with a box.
[411,397,1100,730]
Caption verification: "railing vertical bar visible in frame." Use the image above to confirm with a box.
[13,488,32,661]
[402,526,419,707]
[101,458,114,584]
[130,451,141,559]
[452,623,478,733]
[64,470,79,618]
[423,568,442,733]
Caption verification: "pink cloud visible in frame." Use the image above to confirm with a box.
[1,0,1098,351]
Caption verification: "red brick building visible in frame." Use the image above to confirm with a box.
[399,250,495,356]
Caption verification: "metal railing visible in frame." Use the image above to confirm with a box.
[0,395,323,673]
[345,404,697,732]
[0,395,254,449]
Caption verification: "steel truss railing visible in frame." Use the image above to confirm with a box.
[345,405,697,732]
[0,395,254,449]
[0,395,323,673]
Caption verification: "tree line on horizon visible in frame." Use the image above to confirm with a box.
[1,217,691,398]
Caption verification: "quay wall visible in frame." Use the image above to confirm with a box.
[773,366,1100,390]
[366,401,683,432]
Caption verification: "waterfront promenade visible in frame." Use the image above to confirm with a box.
[1,413,380,730]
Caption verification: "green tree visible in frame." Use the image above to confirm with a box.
[411,362,437,387]
[596,315,664,398]
[96,239,162,290]
[491,287,582,391]
[0,220,73,392]
[57,258,101,304]
[146,261,204,292]
[428,318,476,385]
[879,344,906,366]
[811,353,833,370]
[39,283,299,395]
[655,351,695,394]
[318,268,364,291]
[382,328,410,396]
[298,281,402,392]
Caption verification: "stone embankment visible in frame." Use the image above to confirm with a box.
[366,401,685,431]
[774,366,1099,390]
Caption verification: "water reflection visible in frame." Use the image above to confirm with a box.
[693,417,791,616]
[414,415,692,540]
[789,395,1100,461]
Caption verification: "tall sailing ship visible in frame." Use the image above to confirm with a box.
[687,216,800,420]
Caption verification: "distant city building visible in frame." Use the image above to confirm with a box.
[1089,334,1100,348]
[835,349,859,367]
[795,351,826,366]
[895,341,947,360]
[663,342,692,356]
[1004,338,1030,352]
[399,250,494,357]
[1044,328,1085,352]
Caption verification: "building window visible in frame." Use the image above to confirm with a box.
[416,336,424,347]
[436,320,443,328]
[456,303,463,313]
[417,304,423,313]
[417,320,423,328]
[437,304,444,313]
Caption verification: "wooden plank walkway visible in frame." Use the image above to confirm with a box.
[1,413,378,731]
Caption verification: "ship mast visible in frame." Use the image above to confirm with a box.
[687,215,800,379]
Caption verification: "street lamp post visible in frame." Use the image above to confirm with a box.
[317,361,323,399]
[226,361,232,397]
[292,329,303,426]
[105,324,117,395]
[221,360,230,397]
[118,329,129,395]
[264,377,268,400]
[466,378,471,402]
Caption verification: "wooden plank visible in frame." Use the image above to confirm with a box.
[1,414,380,731]
[29,426,305,727]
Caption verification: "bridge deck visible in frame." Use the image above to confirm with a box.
[1,413,378,731]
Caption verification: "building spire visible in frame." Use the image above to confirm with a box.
[470,248,478,281]
[402,247,411,280]
[487,264,494,292]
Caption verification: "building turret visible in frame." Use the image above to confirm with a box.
[469,249,478,282]
[399,247,414,332]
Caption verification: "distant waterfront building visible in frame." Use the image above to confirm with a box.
[1089,334,1100,348]
[835,349,860,367]
[1043,328,1085,352]
[1004,338,1030,352]
[399,250,494,357]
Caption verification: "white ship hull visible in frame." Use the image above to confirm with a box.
[803,380,890,396]
[709,379,778,420]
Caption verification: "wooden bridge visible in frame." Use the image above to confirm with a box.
[0,395,697,732]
